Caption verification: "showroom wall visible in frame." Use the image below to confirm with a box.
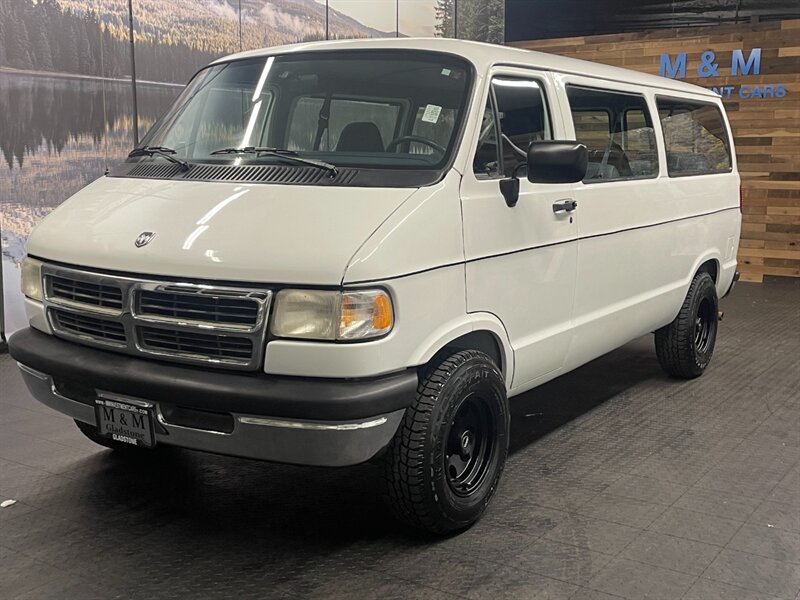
[0,0,503,337]
[508,9,800,283]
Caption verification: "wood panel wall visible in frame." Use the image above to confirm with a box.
[511,19,800,282]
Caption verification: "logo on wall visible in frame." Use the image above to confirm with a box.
[660,48,788,100]
[134,232,156,248]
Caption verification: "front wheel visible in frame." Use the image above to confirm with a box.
[655,271,719,379]
[382,350,509,534]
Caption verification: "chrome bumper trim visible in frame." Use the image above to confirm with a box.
[17,363,405,467]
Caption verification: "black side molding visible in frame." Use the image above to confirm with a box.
[9,328,417,421]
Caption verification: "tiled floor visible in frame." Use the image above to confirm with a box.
[1,279,798,600]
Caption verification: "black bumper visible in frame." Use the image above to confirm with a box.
[8,327,417,421]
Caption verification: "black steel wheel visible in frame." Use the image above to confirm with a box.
[382,349,509,534]
[655,271,719,379]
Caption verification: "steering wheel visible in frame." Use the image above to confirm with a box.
[385,135,447,155]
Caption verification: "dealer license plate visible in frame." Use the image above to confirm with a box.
[94,397,155,448]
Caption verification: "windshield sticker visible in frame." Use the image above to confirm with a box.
[441,68,452,76]
[422,104,442,124]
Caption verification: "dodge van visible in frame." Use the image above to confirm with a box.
[10,38,741,533]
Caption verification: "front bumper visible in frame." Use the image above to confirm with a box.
[9,328,416,466]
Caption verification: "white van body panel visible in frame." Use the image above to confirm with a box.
[342,170,465,285]
[26,176,416,286]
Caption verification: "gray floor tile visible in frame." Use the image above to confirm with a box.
[703,548,800,599]
[577,493,667,529]
[683,577,785,600]
[510,538,613,586]
[585,557,696,599]
[673,485,762,522]
[748,500,800,534]
[647,506,743,546]
[618,530,720,576]
[727,523,800,565]
[601,474,687,506]
[543,515,641,556]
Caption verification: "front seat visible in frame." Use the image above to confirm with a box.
[336,122,384,152]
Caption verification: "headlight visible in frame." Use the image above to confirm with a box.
[272,289,393,341]
[20,257,43,301]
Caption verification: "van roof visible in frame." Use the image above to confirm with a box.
[212,37,717,99]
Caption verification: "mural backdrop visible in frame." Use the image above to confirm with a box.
[0,0,505,337]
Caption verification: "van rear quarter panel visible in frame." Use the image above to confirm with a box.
[551,74,741,373]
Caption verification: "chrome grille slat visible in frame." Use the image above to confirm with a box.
[51,309,127,344]
[42,264,271,370]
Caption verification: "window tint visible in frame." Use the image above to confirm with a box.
[657,98,732,176]
[567,86,658,182]
[472,77,551,178]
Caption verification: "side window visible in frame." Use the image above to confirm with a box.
[567,86,658,182]
[657,98,732,176]
[472,76,551,178]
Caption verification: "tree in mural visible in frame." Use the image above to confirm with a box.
[434,0,504,44]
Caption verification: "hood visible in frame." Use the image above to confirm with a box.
[27,176,417,285]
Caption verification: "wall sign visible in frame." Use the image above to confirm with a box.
[660,48,789,100]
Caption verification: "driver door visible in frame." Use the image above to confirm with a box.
[460,68,579,392]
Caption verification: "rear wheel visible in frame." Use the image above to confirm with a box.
[655,272,719,379]
[382,350,509,534]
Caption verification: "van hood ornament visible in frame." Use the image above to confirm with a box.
[135,231,156,248]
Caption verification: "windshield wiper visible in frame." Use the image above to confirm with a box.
[210,146,338,177]
[128,146,191,172]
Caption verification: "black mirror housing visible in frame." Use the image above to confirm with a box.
[527,141,588,184]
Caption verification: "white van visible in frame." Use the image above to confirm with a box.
[10,38,740,533]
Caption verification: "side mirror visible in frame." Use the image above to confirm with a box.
[527,141,588,184]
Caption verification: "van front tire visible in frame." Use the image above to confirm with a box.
[382,350,509,535]
[655,272,719,379]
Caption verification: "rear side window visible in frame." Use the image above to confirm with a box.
[657,97,732,176]
[567,86,659,182]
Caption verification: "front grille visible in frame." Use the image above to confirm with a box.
[49,275,124,311]
[138,327,253,363]
[51,309,127,345]
[42,264,271,370]
[137,289,260,327]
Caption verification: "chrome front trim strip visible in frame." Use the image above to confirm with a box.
[237,415,389,431]
[40,263,272,370]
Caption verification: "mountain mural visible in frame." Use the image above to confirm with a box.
[56,0,394,57]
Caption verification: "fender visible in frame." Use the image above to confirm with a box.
[408,312,514,389]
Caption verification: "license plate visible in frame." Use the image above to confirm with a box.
[94,398,155,448]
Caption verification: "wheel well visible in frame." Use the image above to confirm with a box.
[440,331,504,375]
[697,259,719,284]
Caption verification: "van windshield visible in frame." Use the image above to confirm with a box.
[138,51,472,171]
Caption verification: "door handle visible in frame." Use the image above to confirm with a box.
[552,199,578,214]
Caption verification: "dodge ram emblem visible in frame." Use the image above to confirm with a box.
[135,231,156,248]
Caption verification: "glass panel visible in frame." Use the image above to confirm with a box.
[567,86,659,182]
[657,98,732,176]
[492,77,550,177]
[140,51,472,171]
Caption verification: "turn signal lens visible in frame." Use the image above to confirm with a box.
[271,288,393,341]
[338,290,394,340]
[20,257,43,301]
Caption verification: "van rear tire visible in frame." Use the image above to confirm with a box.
[381,350,509,535]
[655,272,718,379]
